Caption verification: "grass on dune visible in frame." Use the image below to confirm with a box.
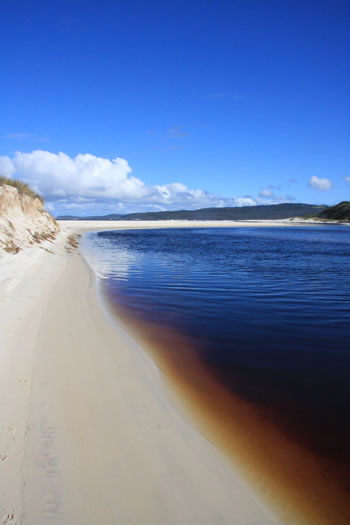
[0,175,44,203]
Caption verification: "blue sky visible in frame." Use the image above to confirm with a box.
[1,0,349,216]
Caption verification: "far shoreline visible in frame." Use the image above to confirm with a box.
[58,217,350,234]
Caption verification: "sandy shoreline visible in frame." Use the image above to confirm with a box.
[1,219,348,524]
[0,220,286,524]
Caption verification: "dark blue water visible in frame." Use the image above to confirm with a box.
[82,226,350,473]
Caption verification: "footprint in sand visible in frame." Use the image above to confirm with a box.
[5,426,15,442]
[0,454,7,463]
[2,513,15,524]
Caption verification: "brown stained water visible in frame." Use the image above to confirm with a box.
[81,226,350,524]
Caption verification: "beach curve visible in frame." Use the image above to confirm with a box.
[0,220,288,524]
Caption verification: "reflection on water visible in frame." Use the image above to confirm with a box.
[82,226,350,523]
[81,231,139,280]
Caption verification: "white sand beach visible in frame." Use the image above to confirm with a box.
[0,220,320,524]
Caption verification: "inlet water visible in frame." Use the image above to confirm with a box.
[82,226,350,517]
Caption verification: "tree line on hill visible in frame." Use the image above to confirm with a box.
[316,201,350,221]
[57,203,329,221]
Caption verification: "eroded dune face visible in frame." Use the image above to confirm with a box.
[0,184,59,253]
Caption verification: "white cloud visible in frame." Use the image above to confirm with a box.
[8,150,149,201]
[0,150,294,215]
[345,176,350,184]
[234,197,256,206]
[308,175,332,191]
[258,189,273,198]
[0,155,15,178]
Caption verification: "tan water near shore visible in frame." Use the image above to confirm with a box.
[79,221,350,524]
[103,291,350,525]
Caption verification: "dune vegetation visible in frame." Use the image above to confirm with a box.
[0,175,43,203]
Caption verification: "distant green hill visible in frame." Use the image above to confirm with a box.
[57,214,124,220]
[57,203,327,221]
[316,201,350,221]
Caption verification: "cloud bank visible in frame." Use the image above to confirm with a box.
[308,175,332,191]
[0,150,294,216]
